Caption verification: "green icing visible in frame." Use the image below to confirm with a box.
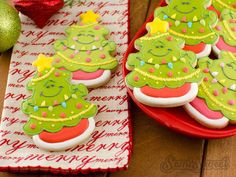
[126,32,203,89]
[214,9,236,46]
[154,0,218,45]
[53,23,118,72]
[212,0,236,13]
[22,68,97,136]
[197,51,236,120]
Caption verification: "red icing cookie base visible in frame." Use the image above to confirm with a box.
[216,37,236,53]
[190,97,223,119]
[72,70,104,80]
[39,119,89,143]
[140,83,191,98]
[183,43,206,54]
[59,68,104,80]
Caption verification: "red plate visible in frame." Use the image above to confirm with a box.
[123,1,236,138]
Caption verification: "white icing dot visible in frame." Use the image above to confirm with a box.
[52,114,55,116]
[51,124,55,127]
[39,122,42,125]
[71,111,74,114]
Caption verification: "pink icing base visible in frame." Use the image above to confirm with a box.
[140,83,191,98]
[190,97,223,119]
[59,68,104,80]
[216,37,236,53]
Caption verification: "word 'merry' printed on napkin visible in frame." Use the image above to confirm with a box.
[0,0,131,174]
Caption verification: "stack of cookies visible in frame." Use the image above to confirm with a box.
[21,11,118,151]
[125,0,236,129]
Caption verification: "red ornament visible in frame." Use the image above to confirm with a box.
[14,0,64,28]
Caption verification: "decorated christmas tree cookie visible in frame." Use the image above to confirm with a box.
[210,0,236,16]
[184,52,236,129]
[213,9,236,55]
[53,10,118,88]
[21,54,97,151]
[154,0,219,58]
[125,18,202,107]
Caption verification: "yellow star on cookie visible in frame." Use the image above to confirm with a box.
[80,10,100,24]
[33,54,53,72]
[146,18,169,35]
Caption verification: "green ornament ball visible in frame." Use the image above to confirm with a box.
[0,1,21,52]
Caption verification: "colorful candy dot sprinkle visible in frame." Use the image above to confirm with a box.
[30,124,36,129]
[222,87,228,94]
[94,36,100,41]
[232,27,236,31]
[167,71,173,77]
[134,76,139,81]
[203,77,208,82]
[183,67,189,73]
[42,112,47,117]
[76,103,83,109]
[60,112,66,118]
[70,54,75,58]
[86,58,91,62]
[54,72,60,77]
[167,36,173,41]
[100,54,106,59]
[182,28,187,33]
[94,26,100,30]
[199,27,205,33]
[215,26,222,31]
[213,90,219,96]
[203,68,209,73]
[54,58,60,63]
[149,68,155,73]
[228,100,235,105]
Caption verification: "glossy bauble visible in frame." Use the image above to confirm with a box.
[0,1,21,52]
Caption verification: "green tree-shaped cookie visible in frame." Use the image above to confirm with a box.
[52,11,118,73]
[21,54,97,136]
[198,51,236,120]
[154,0,218,45]
[126,18,202,89]
[212,0,236,13]
[214,9,236,46]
